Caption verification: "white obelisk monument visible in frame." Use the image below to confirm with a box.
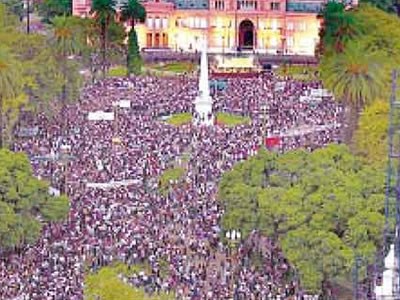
[375,244,399,298]
[194,38,214,126]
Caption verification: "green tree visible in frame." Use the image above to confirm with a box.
[90,0,117,77]
[0,3,82,118]
[2,94,28,147]
[218,144,385,296]
[320,2,360,54]
[2,0,24,21]
[52,16,85,107]
[354,100,389,168]
[121,0,146,76]
[359,0,396,13]
[37,0,72,23]
[0,149,69,249]
[126,30,142,75]
[0,47,23,148]
[120,0,146,31]
[12,33,65,114]
[320,40,389,142]
[353,4,400,65]
[107,19,128,67]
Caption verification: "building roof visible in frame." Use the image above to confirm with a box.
[143,0,209,10]
[286,1,324,13]
[173,0,209,9]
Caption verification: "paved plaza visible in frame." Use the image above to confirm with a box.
[1,73,342,299]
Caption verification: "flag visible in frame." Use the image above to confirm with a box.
[265,137,280,148]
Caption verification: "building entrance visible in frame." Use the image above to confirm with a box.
[239,20,254,50]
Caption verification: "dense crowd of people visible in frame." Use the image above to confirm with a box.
[0,71,342,300]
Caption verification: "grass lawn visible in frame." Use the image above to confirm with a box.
[275,65,319,81]
[165,112,192,126]
[152,62,196,74]
[159,167,185,196]
[107,65,127,77]
[107,62,195,77]
[216,112,251,127]
[85,261,174,300]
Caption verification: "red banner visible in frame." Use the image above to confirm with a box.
[265,137,280,148]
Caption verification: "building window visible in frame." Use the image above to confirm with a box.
[146,33,152,48]
[155,18,160,29]
[270,2,280,11]
[215,0,224,10]
[270,36,278,47]
[299,22,307,31]
[188,17,194,28]
[162,33,168,47]
[287,36,294,47]
[147,17,153,29]
[287,22,294,31]
[155,33,160,47]
[237,0,256,10]
[271,19,279,30]
[162,18,168,29]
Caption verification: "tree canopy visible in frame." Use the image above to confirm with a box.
[354,100,389,168]
[0,3,83,136]
[121,0,146,76]
[319,3,398,142]
[90,0,117,77]
[218,144,385,295]
[321,2,360,54]
[359,0,397,13]
[37,0,72,23]
[0,149,70,249]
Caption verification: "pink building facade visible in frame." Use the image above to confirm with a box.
[73,0,355,56]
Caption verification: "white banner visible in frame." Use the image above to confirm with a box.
[88,111,115,121]
[86,179,141,189]
[113,100,131,108]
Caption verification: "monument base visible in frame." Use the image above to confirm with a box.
[194,95,214,126]
[375,244,399,299]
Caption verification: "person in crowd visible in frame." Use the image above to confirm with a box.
[1,72,342,300]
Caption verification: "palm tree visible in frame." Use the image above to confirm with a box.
[121,0,146,76]
[90,0,117,77]
[320,41,389,143]
[52,16,84,108]
[121,0,146,31]
[321,2,360,54]
[0,47,22,148]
